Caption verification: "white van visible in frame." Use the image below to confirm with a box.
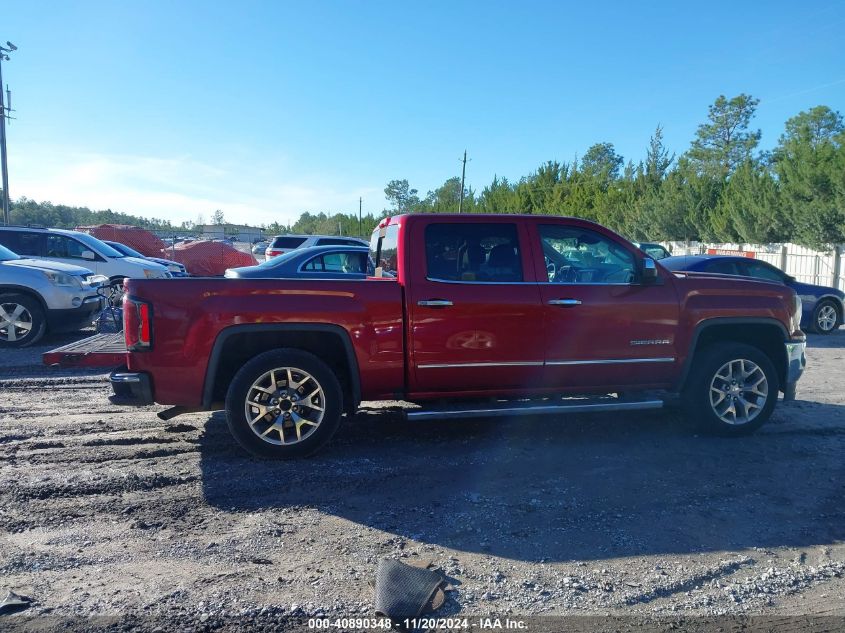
[0,227,170,282]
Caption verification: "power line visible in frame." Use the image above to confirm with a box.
[458,150,470,213]
[0,40,17,226]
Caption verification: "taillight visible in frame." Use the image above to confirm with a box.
[124,296,153,351]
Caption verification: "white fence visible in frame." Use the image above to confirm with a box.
[665,241,845,291]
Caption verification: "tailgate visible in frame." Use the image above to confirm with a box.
[43,333,127,368]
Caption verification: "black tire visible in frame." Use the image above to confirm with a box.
[225,348,343,458]
[0,293,47,348]
[682,342,779,436]
[811,299,840,335]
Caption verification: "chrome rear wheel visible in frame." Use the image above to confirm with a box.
[225,348,344,458]
[244,367,326,445]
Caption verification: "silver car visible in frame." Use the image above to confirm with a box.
[0,244,104,347]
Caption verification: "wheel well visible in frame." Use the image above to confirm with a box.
[0,286,48,315]
[686,323,787,390]
[816,296,843,318]
[206,328,358,413]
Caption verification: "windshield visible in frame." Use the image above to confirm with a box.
[62,231,126,258]
[0,244,20,261]
[106,241,145,259]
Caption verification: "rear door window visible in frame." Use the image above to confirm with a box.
[425,223,522,282]
[704,260,742,276]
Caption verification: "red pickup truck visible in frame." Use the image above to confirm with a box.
[45,214,807,458]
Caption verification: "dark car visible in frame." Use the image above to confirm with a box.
[662,254,844,334]
[224,245,369,279]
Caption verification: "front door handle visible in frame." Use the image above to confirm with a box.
[548,298,582,306]
[418,299,453,307]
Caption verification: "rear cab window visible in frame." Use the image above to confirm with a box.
[425,223,523,282]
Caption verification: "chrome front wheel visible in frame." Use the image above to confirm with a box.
[709,358,768,426]
[684,342,778,436]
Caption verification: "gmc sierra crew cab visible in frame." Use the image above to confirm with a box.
[44,214,807,458]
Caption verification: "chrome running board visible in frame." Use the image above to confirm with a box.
[404,397,664,421]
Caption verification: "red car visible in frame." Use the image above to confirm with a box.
[46,214,807,458]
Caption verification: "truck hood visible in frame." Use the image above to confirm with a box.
[4,258,93,276]
[671,270,785,289]
[671,269,798,310]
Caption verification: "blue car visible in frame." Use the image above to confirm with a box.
[224,245,369,279]
[661,255,844,334]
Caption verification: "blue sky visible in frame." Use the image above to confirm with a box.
[3,0,844,226]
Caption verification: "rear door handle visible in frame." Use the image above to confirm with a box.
[548,299,582,306]
[418,299,453,307]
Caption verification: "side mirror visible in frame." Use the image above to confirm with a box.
[641,257,658,284]
[81,250,96,261]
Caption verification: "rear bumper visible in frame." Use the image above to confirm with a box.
[46,296,104,332]
[109,369,154,406]
[782,339,807,401]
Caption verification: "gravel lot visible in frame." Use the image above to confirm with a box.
[1,329,844,630]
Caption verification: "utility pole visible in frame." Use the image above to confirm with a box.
[0,41,17,226]
[358,197,362,237]
[458,149,468,213]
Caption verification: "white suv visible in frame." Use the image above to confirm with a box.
[0,226,170,282]
[265,235,367,259]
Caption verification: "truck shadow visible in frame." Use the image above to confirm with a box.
[197,391,845,562]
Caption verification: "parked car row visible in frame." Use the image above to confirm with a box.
[103,240,189,277]
[264,234,367,259]
[0,226,171,282]
[226,245,369,279]
[1,226,375,346]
